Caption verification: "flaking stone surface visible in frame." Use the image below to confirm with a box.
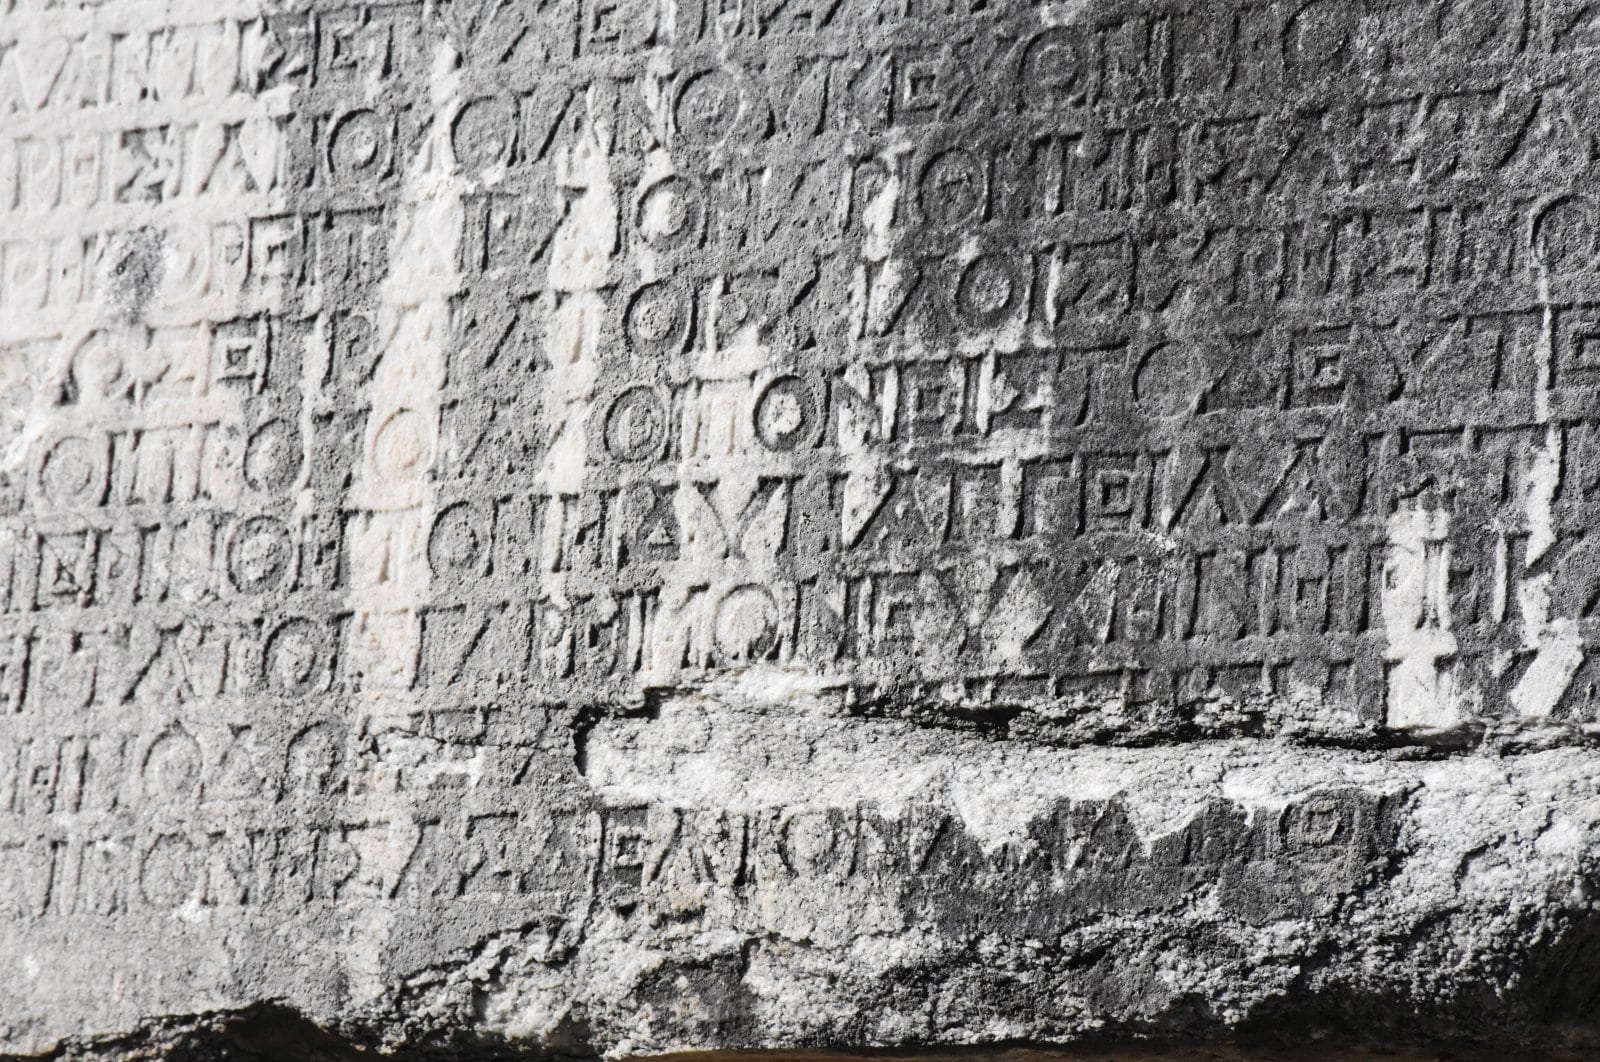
[5,0,1600,1056]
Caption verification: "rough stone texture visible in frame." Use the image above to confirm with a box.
[5,0,1600,1057]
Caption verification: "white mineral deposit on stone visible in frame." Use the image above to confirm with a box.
[341,36,465,1005]
[837,150,901,557]
[1510,284,1585,718]
[1383,505,1465,732]
[540,93,614,590]
[588,702,1384,857]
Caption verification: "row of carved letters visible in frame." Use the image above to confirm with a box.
[3,214,1585,350]
[12,403,1600,520]
[0,794,1378,918]
[54,1,1600,100]
[2,536,1595,709]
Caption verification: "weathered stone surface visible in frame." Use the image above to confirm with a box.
[4,0,1600,1056]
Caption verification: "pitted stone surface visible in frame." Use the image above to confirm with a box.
[4,0,1600,1056]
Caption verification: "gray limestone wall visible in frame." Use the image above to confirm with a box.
[4,0,1600,1057]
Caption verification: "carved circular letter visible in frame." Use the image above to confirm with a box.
[227,515,294,593]
[452,96,517,171]
[625,282,691,356]
[676,70,744,145]
[38,435,107,508]
[140,834,198,908]
[1020,29,1090,110]
[604,386,669,462]
[328,109,389,180]
[142,727,203,803]
[714,583,781,663]
[244,418,304,493]
[372,408,434,477]
[637,175,706,250]
[67,329,130,405]
[264,618,324,696]
[954,254,1023,329]
[1284,0,1355,81]
[1532,196,1599,275]
[428,503,487,577]
[919,149,985,225]
[753,375,820,452]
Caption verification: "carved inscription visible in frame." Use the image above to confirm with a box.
[5,1,1600,839]
[237,0,1600,742]
[3,0,1597,955]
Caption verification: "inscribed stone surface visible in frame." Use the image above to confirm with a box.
[4,0,1600,1055]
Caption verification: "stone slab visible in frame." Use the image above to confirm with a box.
[4,0,1600,1056]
